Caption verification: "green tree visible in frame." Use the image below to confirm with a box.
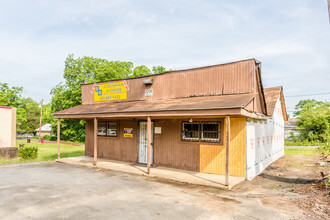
[42,103,53,124]
[0,83,42,134]
[294,99,330,142]
[0,83,23,107]
[50,54,172,142]
[293,99,324,117]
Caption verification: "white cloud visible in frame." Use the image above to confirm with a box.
[0,0,329,110]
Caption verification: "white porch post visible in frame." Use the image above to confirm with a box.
[225,115,230,186]
[57,118,60,160]
[147,116,151,174]
[93,118,98,166]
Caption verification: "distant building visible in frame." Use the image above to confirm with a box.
[35,123,52,136]
[0,106,17,158]
[285,118,300,140]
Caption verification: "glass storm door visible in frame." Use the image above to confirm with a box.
[138,121,154,164]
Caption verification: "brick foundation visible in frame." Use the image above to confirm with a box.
[0,147,18,158]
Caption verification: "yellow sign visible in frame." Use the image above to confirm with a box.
[94,82,127,102]
[123,128,133,138]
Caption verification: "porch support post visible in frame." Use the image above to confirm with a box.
[57,119,60,160]
[93,118,98,166]
[147,116,151,174]
[225,115,230,186]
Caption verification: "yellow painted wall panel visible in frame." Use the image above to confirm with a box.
[199,118,246,177]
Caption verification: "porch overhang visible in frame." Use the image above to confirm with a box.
[53,93,269,120]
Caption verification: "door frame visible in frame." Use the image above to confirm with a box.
[137,120,154,165]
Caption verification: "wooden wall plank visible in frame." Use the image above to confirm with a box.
[199,118,246,177]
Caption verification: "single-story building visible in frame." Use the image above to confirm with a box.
[54,58,287,183]
[0,106,17,158]
[35,123,52,136]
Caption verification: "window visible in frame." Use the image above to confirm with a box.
[182,122,199,141]
[98,121,117,137]
[107,122,117,136]
[182,121,220,142]
[97,122,106,136]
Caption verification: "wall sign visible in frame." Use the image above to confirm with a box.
[145,89,153,97]
[123,128,133,138]
[154,127,161,134]
[94,82,127,102]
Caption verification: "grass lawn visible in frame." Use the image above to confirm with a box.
[0,141,85,164]
[285,147,328,156]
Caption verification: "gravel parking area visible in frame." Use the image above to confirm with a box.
[0,161,307,219]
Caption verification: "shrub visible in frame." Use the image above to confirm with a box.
[50,136,57,141]
[18,146,39,160]
[43,135,51,141]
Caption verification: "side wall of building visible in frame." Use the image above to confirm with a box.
[246,96,285,180]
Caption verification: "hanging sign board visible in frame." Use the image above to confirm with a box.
[94,82,127,102]
[123,128,133,138]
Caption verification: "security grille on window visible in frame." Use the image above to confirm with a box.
[182,121,220,142]
[98,122,117,137]
[182,122,199,141]
[202,122,220,141]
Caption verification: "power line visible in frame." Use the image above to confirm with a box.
[285,92,330,98]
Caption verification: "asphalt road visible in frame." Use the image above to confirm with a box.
[0,162,299,219]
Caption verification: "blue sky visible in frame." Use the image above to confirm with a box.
[0,0,329,116]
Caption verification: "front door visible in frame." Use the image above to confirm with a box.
[138,121,154,164]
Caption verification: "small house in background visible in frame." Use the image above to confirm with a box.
[54,58,287,181]
[285,118,300,140]
[35,123,52,136]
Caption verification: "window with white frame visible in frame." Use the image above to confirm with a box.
[182,121,220,142]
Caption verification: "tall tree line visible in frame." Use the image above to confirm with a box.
[50,54,171,142]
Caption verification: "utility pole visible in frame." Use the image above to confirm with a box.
[38,99,43,141]
[328,0,330,23]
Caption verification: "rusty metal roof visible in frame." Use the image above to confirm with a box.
[54,93,256,116]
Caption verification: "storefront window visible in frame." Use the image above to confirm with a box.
[107,122,117,136]
[202,122,220,141]
[98,122,117,137]
[97,122,107,136]
[182,122,199,141]
[182,121,220,142]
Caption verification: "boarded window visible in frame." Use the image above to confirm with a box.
[182,121,220,142]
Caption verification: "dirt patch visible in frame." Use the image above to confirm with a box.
[290,182,329,219]
[238,154,330,219]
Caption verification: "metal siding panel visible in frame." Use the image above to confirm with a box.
[81,59,256,104]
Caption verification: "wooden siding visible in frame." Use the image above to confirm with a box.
[153,119,200,172]
[82,59,256,104]
[86,118,246,176]
[199,118,246,177]
[85,120,138,162]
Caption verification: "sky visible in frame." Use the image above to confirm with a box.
[0,0,329,116]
